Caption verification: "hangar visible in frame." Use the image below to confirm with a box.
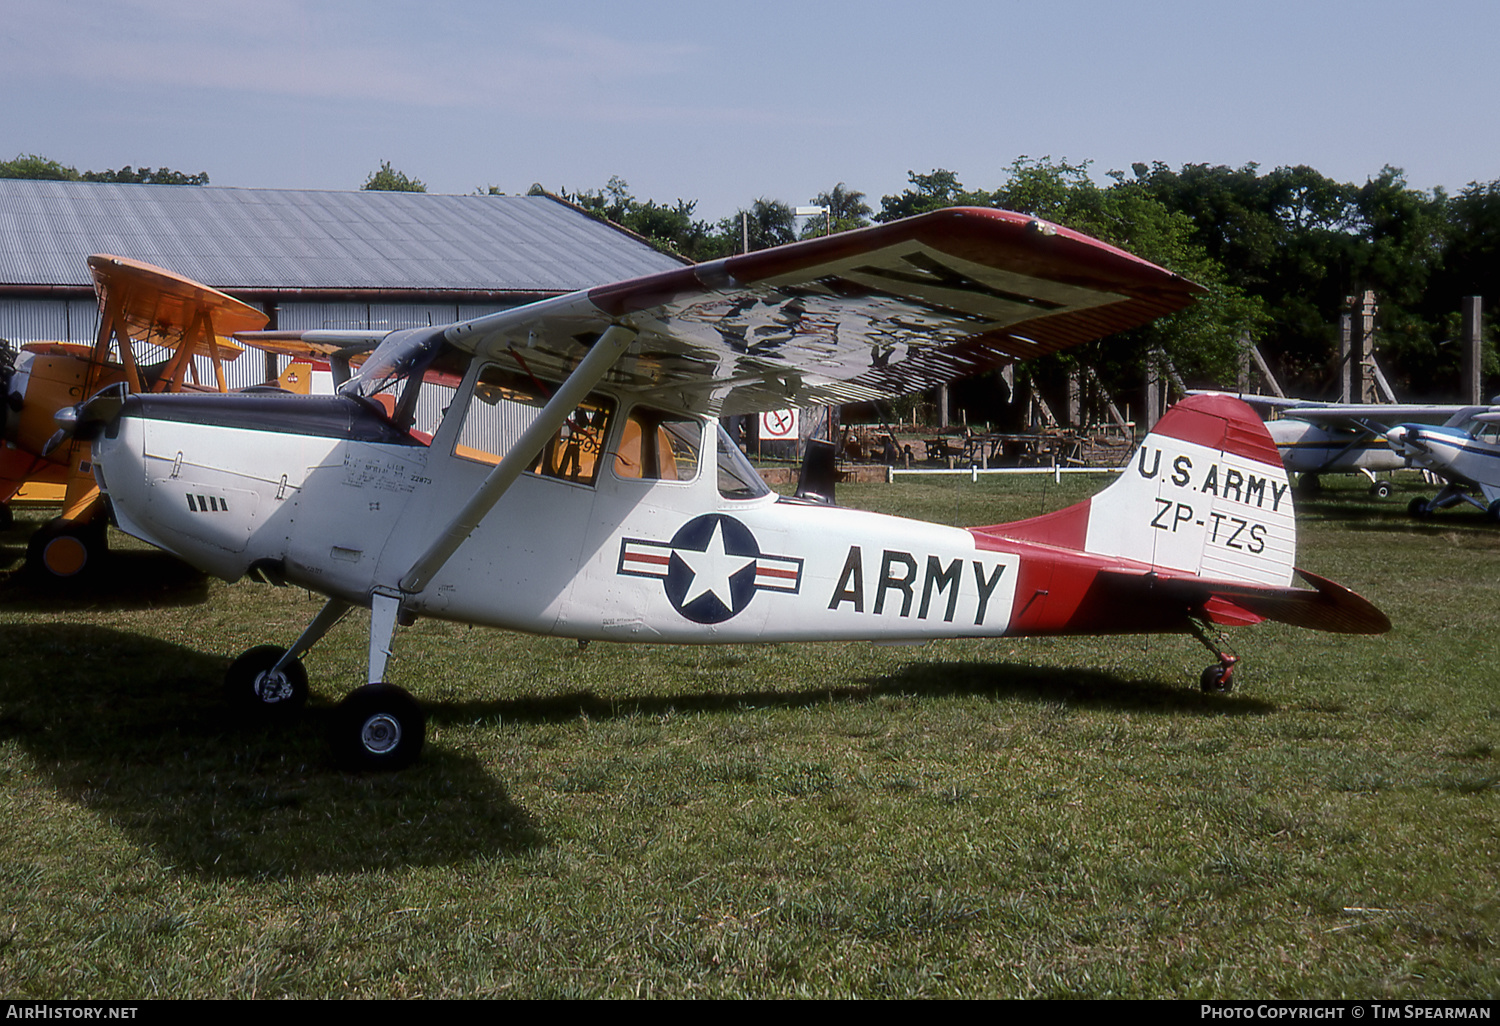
[0,179,687,386]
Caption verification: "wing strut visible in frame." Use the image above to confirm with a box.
[397,324,638,597]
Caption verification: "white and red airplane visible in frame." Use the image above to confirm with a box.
[66,208,1390,769]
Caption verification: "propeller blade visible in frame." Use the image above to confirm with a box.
[43,382,129,455]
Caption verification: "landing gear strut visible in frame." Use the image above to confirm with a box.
[225,594,428,770]
[1189,617,1239,694]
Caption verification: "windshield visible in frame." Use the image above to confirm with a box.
[339,326,449,401]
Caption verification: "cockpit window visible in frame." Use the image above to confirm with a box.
[1472,420,1500,445]
[454,364,615,486]
[716,423,770,500]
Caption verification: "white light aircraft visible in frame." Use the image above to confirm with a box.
[1205,395,1476,496]
[67,209,1391,769]
[1387,408,1500,520]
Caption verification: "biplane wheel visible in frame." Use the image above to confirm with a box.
[1199,665,1234,694]
[1408,497,1432,519]
[225,645,308,717]
[0,503,12,532]
[1487,500,1500,524]
[1297,474,1322,495]
[25,517,107,586]
[332,683,425,771]
[1371,480,1393,499]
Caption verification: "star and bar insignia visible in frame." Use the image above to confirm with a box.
[617,513,802,624]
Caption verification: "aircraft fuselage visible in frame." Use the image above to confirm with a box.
[90,389,1268,646]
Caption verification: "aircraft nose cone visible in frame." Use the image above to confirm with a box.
[1386,425,1409,452]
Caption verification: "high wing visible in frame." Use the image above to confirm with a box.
[350,207,1204,417]
[233,330,390,386]
[231,330,387,361]
[1278,403,1478,428]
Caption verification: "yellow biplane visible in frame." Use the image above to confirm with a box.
[1,255,268,581]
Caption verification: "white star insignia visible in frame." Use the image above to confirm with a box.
[676,519,755,610]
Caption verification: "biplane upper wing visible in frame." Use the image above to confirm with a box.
[373,207,1204,416]
[88,255,264,362]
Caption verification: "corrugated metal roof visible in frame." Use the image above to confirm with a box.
[0,181,687,293]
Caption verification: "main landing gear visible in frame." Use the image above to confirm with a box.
[1189,617,1239,694]
[1406,483,1495,521]
[226,594,427,770]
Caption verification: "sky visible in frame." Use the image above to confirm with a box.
[3,0,1498,226]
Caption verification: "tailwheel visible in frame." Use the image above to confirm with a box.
[1199,661,1237,694]
[1188,616,1239,694]
[331,683,425,771]
[25,517,108,586]
[225,645,308,718]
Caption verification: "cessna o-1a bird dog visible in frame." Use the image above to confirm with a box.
[65,208,1390,769]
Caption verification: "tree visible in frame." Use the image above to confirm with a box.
[0,154,81,180]
[875,169,992,222]
[362,161,426,192]
[1132,161,1455,396]
[548,177,729,259]
[800,182,871,238]
[81,166,209,185]
[724,198,797,252]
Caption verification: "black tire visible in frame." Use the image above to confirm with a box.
[331,683,425,771]
[25,517,107,586]
[1408,496,1432,519]
[1487,500,1500,524]
[0,503,12,532]
[1297,474,1322,495]
[1371,480,1393,499]
[1200,665,1234,694]
[225,645,308,717]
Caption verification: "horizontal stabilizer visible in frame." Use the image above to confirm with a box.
[1202,569,1391,635]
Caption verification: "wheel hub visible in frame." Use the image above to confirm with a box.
[253,670,295,704]
[360,713,402,755]
[43,536,88,576]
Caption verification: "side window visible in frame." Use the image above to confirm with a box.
[454,364,615,486]
[614,408,702,482]
[716,423,771,500]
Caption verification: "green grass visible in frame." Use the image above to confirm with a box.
[0,472,1496,998]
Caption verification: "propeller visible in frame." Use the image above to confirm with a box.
[42,382,129,457]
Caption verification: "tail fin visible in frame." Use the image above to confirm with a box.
[987,395,1296,587]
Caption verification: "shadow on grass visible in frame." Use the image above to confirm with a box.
[1298,500,1500,543]
[0,623,540,880]
[0,545,213,611]
[426,656,1274,726]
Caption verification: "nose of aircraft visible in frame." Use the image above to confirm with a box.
[1385,424,1409,453]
